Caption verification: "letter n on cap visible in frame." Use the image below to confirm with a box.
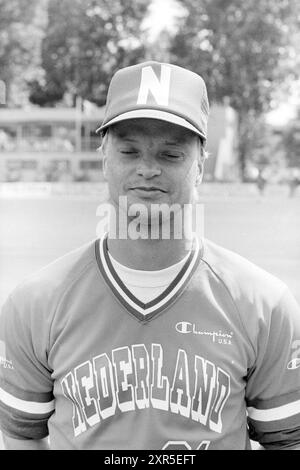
[137,65,171,106]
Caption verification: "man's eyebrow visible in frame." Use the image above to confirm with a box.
[116,135,138,143]
[115,134,187,145]
[164,140,184,145]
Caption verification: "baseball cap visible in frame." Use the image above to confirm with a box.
[96,61,209,141]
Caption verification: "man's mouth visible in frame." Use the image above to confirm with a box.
[130,186,167,193]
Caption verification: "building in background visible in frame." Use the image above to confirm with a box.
[0,104,103,182]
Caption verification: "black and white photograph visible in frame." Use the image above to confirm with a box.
[0,0,300,451]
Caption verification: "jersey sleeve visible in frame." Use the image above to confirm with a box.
[245,288,300,449]
[0,295,54,440]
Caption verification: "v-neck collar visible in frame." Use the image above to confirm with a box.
[94,233,202,322]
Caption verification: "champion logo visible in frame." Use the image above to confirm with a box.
[287,358,300,370]
[0,340,14,370]
[175,322,233,345]
[287,340,300,370]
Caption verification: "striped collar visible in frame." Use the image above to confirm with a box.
[95,233,202,322]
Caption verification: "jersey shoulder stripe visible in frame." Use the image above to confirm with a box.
[0,386,55,415]
[0,378,54,403]
[248,399,300,423]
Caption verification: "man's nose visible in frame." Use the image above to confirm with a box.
[136,155,161,179]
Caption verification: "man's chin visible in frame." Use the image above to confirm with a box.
[127,190,168,205]
[125,194,169,211]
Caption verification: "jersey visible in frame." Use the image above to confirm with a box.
[1,233,300,450]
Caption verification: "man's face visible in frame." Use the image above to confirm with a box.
[102,118,203,212]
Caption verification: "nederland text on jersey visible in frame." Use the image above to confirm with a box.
[60,343,230,437]
[60,342,300,438]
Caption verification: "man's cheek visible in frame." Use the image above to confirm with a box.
[182,160,198,184]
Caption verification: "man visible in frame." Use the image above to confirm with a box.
[0,61,300,450]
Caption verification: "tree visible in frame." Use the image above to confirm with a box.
[282,117,300,168]
[29,0,150,106]
[170,0,299,179]
[0,0,47,106]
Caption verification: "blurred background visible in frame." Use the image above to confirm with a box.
[0,0,300,449]
[1,0,300,185]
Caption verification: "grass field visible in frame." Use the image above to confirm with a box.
[0,182,299,449]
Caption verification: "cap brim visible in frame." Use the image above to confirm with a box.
[96,109,205,140]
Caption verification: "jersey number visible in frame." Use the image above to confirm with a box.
[162,440,210,450]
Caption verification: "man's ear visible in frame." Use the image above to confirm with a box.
[99,145,108,181]
[195,159,204,186]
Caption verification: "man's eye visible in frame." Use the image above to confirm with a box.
[162,153,184,161]
[120,150,138,155]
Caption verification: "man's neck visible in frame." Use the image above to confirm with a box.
[105,203,197,270]
[107,235,193,271]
